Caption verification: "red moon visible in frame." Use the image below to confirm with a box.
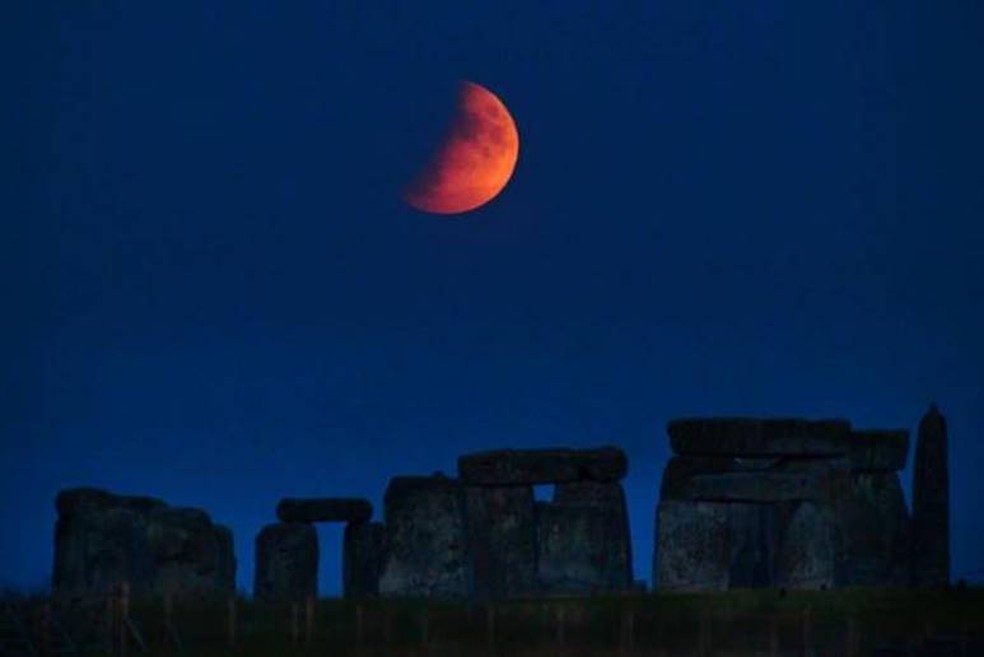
[403,81,519,215]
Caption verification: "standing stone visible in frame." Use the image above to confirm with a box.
[458,446,628,485]
[254,523,318,602]
[726,503,779,588]
[776,502,837,589]
[343,522,386,599]
[52,488,235,598]
[378,475,472,599]
[835,472,910,587]
[911,403,950,587]
[535,502,614,594]
[553,481,633,590]
[655,501,730,591]
[464,485,537,600]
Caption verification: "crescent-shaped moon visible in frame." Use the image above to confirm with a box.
[403,81,520,215]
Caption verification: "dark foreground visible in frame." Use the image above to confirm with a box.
[2,587,982,656]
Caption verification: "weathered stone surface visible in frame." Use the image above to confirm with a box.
[276,497,372,524]
[52,488,235,598]
[655,501,730,591]
[343,521,386,599]
[667,419,908,471]
[536,502,614,594]
[458,446,627,485]
[776,502,837,589]
[668,418,852,456]
[378,475,472,599]
[464,485,537,600]
[553,481,633,590]
[661,455,852,503]
[834,472,910,587]
[253,522,318,602]
[911,404,950,587]
[726,503,779,588]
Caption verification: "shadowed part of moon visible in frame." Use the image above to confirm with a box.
[403,81,520,215]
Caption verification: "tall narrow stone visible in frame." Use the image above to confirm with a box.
[911,403,950,587]
[553,481,633,590]
[343,522,386,599]
[253,522,318,602]
[464,485,537,600]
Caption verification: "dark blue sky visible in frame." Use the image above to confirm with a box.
[4,2,982,595]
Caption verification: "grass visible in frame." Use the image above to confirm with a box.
[5,587,984,656]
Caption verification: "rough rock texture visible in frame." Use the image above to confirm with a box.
[911,404,950,587]
[553,481,633,590]
[536,502,617,594]
[668,419,907,471]
[378,475,472,599]
[253,523,318,602]
[834,472,910,587]
[655,501,730,591]
[458,446,627,485]
[776,502,837,589]
[52,488,235,598]
[656,500,778,591]
[464,485,537,600]
[343,522,386,599]
[276,498,372,524]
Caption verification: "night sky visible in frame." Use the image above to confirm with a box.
[4,3,983,596]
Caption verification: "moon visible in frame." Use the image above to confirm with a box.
[403,81,520,215]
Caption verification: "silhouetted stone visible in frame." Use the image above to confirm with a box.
[535,502,615,594]
[655,501,730,591]
[835,472,910,587]
[727,503,779,588]
[464,485,537,600]
[276,497,373,524]
[52,487,235,598]
[458,446,627,485]
[776,502,837,589]
[553,481,633,590]
[668,419,908,471]
[343,521,386,599]
[253,522,318,602]
[378,475,472,599]
[911,403,950,587]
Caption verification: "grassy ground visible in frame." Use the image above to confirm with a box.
[6,586,984,656]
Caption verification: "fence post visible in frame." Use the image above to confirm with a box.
[227,596,237,646]
[116,581,130,657]
[356,603,365,651]
[770,613,779,657]
[801,606,813,657]
[556,605,565,652]
[486,604,496,656]
[305,595,314,647]
[291,601,299,648]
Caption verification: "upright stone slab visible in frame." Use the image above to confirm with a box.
[378,475,472,599]
[52,488,235,598]
[254,523,318,602]
[776,502,837,589]
[911,404,950,587]
[834,472,910,587]
[277,498,372,524]
[553,481,633,590]
[458,446,627,485]
[343,522,386,599]
[726,503,779,588]
[655,500,729,591]
[535,502,614,594]
[464,485,537,600]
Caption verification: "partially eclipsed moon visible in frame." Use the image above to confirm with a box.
[403,81,519,215]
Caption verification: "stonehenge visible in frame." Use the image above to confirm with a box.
[655,410,947,591]
[51,404,951,601]
[52,488,235,598]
